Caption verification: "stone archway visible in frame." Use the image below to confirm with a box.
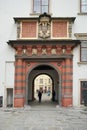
[26,64,61,105]
[11,40,79,108]
[14,57,73,108]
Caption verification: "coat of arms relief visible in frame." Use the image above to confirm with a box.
[38,13,51,39]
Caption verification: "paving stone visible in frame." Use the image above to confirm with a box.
[0,103,87,130]
[15,127,30,130]
[31,127,46,130]
[78,128,87,130]
[63,128,77,130]
[47,127,62,130]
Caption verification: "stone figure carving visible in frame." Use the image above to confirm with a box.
[38,13,51,39]
[32,48,37,55]
[51,48,57,55]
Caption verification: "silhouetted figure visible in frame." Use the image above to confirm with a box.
[44,86,47,93]
[52,90,56,101]
[47,87,51,96]
[38,90,42,102]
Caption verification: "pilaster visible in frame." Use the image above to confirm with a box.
[62,58,73,107]
[14,59,25,107]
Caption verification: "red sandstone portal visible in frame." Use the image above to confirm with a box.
[14,56,73,107]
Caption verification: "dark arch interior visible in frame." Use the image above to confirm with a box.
[34,65,54,70]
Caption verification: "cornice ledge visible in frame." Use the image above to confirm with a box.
[74,33,87,40]
[77,62,87,65]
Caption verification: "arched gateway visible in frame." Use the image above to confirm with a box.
[26,64,60,105]
[9,44,76,108]
[7,13,80,107]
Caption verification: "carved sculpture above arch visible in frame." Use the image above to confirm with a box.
[32,46,37,55]
[38,13,51,39]
[51,46,57,55]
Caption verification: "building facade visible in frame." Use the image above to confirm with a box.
[0,0,87,107]
[34,74,52,93]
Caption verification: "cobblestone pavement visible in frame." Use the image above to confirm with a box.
[0,94,87,130]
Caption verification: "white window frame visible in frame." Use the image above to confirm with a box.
[80,41,87,62]
[80,0,87,13]
[33,0,50,14]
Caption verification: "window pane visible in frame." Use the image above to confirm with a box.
[42,0,48,5]
[34,0,40,13]
[81,41,87,61]
[81,48,87,61]
[82,81,87,88]
[42,6,48,13]
[82,5,87,12]
[33,0,49,14]
[81,0,87,12]
[82,0,87,4]
[40,79,43,84]
[81,42,87,47]
[81,81,87,104]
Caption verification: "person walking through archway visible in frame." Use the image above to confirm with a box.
[52,89,56,101]
[38,88,42,102]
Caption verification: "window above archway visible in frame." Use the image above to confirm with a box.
[80,0,87,14]
[33,0,50,14]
